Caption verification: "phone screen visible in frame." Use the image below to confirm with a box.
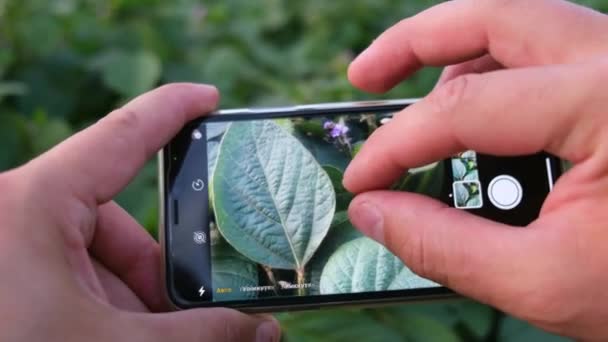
[163,107,560,309]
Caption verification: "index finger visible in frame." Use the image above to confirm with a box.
[32,83,219,203]
[343,61,607,192]
[348,0,608,93]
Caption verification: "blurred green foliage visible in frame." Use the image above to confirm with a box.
[2,0,607,340]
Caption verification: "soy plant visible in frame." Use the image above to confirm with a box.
[209,119,438,299]
[211,120,336,295]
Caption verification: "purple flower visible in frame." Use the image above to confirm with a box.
[323,121,335,130]
[330,123,349,138]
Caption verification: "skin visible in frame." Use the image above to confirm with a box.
[0,84,280,342]
[343,0,608,340]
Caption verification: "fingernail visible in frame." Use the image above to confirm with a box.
[197,84,219,98]
[349,200,384,244]
[256,320,280,342]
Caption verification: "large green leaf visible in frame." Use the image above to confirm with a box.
[392,300,494,339]
[390,313,462,342]
[308,211,362,294]
[320,237,437,294]
[498,317,571,342]
[277,309,404,342]
[95,49,162,98]
[211,120,335,270]
[211,238,259,301]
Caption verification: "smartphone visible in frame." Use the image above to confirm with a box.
[159,99,562,311]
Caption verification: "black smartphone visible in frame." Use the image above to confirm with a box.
[159,99,562,311]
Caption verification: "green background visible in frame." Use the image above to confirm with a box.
[2,0,606,340]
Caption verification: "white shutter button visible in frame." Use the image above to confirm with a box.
[488,175,523,210]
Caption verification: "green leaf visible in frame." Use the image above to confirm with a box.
[454,183,469,207]
[0,81,27,102]
[392,313,462,342]
[308,211,362,294]
[352,140,364,157]
[27,111,73,155]
[323,165,353,211]
[278,309,404,342]
[211,120,335,270]
[464,170,479,181]
[392,300,493,339]
[452,159,467,181]
[0,113,29,170]
[205,121,230,177]
[211,238,259,301]
[320,237,436,294]
[293,131,351,171]
[499,317,571,342]
[96,49,162,98]
[467,194,481,207]
[392,161,445,198]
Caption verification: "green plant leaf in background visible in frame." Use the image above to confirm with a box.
[320,237,437,294]
[211,120,336,272]
[211,238,259,301]
[278,307,461,342]
[498,317,572,342]
[2,0,600,339]
[391,300,494,340]
[279,309,405,342]
[94,49,162,98]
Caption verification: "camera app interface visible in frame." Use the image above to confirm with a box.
[180,111,556,303]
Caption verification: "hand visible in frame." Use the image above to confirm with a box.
[343,0,608,340]
[0,84,280,342]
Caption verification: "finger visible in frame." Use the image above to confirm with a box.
[349,0,608,92]
[92,259,149,312]
[348,191,539,309]
[33,83,219,204]
[344,61,606,192]
[131,308,281,342]
[434,55,503,89]
[91,202,165,312]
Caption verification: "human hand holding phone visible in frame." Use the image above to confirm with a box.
[0,84,280,342]
[344,0,608,340]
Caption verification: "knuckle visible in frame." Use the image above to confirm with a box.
[208,309,252,341]
[104,107,141,134]
[427,74,475,117]
[99,107,146,161]
[391,225,447,284]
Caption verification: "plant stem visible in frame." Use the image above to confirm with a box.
[296,268,306,296]
[263,265,280,295]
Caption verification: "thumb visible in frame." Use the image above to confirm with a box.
[131,308,281,342]
[347,191,536,307]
